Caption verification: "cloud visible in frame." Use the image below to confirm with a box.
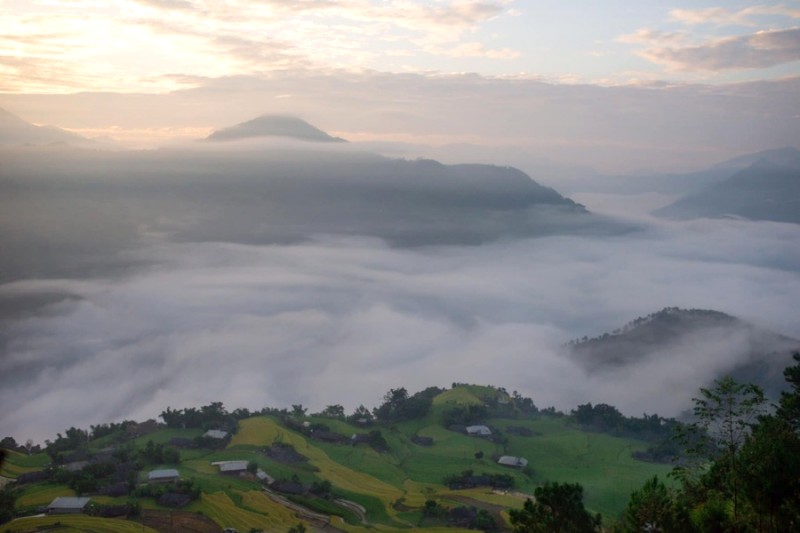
[624,27,800,71]
[1,213,799,442]
[0,0,517,93]
[670,5,800,27]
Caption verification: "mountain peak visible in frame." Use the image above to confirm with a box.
[0,107,88,145]
[206,115,347,143]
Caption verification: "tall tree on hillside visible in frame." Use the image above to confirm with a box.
[737,415,800,531]
[509,482,601,533]
[676,376,766,523]
[777,352,800,430]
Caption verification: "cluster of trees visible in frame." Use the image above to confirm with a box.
[422,499,498,531]
[159,401,236,430]
[441,404,490,428]
[617,358,800,533]
[570,402,683,462]
[372,387,442,423]
[510,482,602,532]
[443,469,515,490]
[137,440,179,465]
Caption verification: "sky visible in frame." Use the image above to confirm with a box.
[3,0,800,91]
[1,1,799,172]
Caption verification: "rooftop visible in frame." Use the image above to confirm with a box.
[148,469,180,480]
[48,496,90,510]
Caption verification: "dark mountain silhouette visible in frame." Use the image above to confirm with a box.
[653,156,800,223]
[0,107,89,145]
[206,115,347,143]
[567,307,798,399]
[0,145,620,283]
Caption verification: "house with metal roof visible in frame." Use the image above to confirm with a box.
[465,425,492,437]
[203,429,229,440]
[212,460,249,475]
[497,455,529,468]
[47,496,90,514]
[147,468,180,483]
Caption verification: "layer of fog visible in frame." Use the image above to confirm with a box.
[2,216,800,443]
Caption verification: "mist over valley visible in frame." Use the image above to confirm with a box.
[1,110,798,444]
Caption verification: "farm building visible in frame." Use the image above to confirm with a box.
[466,425,492,437]
[47,496,90,514]
[497,455,529,468]
[147,468,180,483]
[256,469,274,484]
[212,460,249,475]
[203,429,229,439]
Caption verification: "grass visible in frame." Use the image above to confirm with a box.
[489,416,673,518]
[15,484,75,510]
[232,417,404,511]
[0,515,157,533]
[131,428,202,447]
[186,491,308,532]
[0,450,49,478]
[432,388,487,407]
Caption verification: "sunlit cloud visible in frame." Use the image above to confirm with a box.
[625,27,800,72]
[670,5,800,27]
[0,0,517,93]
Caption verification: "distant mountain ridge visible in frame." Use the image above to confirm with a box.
[0,107,89,145]
[653,154,800,223]
[206,115,347,143]
[567,307,798,399]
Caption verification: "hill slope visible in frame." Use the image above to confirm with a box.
[653,158,800,223]
[0,107,89,146]
[1,385,675,532]
[567,308,798,398]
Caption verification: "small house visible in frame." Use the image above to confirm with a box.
[465,425,492,437]
[212,460,249,475]
[148,468,180,484]
[497,455,528,468]
[47,496,90,514]
[256,469,274,484]
[203,429,229,440]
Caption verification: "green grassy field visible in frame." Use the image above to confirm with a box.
[1,515,158,533]
[0,450,49,478]
[15,483,76,510]
[2,386,676,530]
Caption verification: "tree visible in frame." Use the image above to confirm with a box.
[678,376,766,523]
[777,351,800,430]
[291,404,307,418]
[509,482,601,532]
[737,415,800,531]
[617,476,688,532]
[320,404,345,419]
[0,486,17,525]
[347,404,374,425]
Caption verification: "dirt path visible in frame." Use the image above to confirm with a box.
[333,498,368,524]
[261,488,344,532]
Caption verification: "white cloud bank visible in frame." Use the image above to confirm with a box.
[2,217,799,443]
